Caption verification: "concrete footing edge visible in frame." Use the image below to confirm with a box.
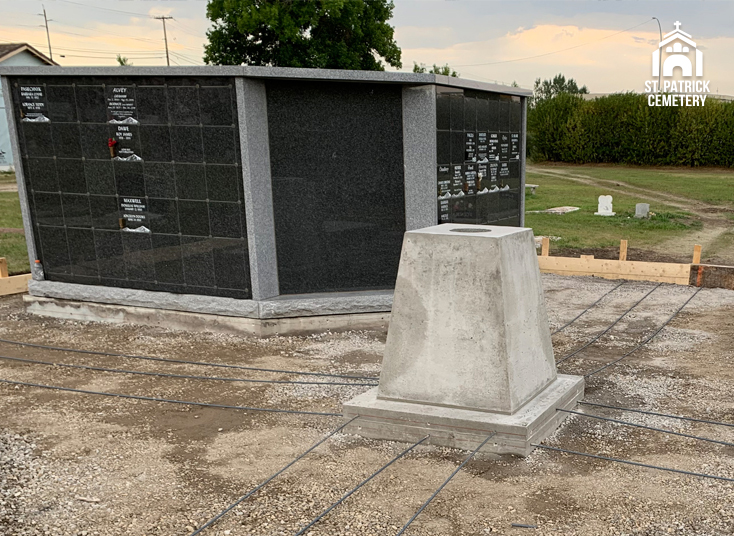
[343,374,585,456]
[23,296,390,337]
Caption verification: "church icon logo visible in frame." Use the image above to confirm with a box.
[652,21,702,78]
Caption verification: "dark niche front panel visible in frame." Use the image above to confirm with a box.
[267,81,406,295]
[436,87,522,226]
[12,76,251,299]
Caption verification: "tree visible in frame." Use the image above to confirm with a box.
[412,62,459,77]
[204,0,401,70]
[532,73,588,105]
[116,54,132,66]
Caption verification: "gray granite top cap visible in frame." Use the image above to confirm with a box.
[0,65,531,96]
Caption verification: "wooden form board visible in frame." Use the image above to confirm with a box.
[0,273,31,296]
[538,256,691,285]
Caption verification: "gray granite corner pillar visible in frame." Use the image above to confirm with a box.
[520,96,528,227]
[402,85,438,231]
[236,77,279,300]
[1,76,39,275]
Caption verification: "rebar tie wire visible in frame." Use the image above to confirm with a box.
[0,354,377,387]
[551,281,625,335]
[556,283,662,365]
[0,337,378,381]
[559,408,734,448]
[395,432,496,536]
[190,417,359,536]
[584,287,702,377]
[579,401,734,428]
[532,443,734,483]
[293,435,430,536]
[0,378,341,416]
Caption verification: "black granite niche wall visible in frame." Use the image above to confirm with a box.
[436,87,522,226]
[12,76,251,299]
[267,81,406,295]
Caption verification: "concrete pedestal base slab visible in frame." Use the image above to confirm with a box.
[343,374,584,456]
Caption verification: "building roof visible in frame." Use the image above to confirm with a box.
[0,43,58,66]
[0,64,531,97]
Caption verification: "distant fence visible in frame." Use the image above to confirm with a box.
[528,92,734,167]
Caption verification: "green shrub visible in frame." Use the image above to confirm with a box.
[528,93,734,167]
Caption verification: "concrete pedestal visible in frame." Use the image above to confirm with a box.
[343,224,584,456]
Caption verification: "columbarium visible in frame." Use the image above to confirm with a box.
[0,66,529,335]
[344,224,585,455]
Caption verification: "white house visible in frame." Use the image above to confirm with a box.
[0,43,58,171]
[652,22,703,78]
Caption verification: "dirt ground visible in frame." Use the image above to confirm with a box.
[1,275,733,536]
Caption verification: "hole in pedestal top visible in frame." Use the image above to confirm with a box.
[450,228,492,233]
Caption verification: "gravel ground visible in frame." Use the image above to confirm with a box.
[0,274,733,536]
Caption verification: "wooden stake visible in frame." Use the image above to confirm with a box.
[692,244,702,265]
[541,237,550,257]
[0,258,8,278]
[619,239,628,262]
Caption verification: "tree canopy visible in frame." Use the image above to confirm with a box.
[204,0,402,70]
[533,73,588,105]
[412,62,459,77]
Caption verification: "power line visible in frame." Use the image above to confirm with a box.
[0,355,377,387]
[41,26,162,47]
[293,436,430,536]
[58,54,163,60]
[552,281,625,335]
[170,18,207,38]
[559,409,734,448]
[453,18,655,68]
[54,0,151,18]
[0,337,377,381]
[556,283,661,365]
[190,417,358,535]
[532,444,734,483]
[395,432,496,536]
[170,50,204,65]
[579,401,734,429]
[0,378,342,416]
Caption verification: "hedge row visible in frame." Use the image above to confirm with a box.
[527,92,734,167]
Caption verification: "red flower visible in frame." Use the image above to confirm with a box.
[108,138,118,148]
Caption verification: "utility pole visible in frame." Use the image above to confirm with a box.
[154,16,174,66]
[652,17,662,93]
[40,4,53,61]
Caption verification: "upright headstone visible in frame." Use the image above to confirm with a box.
[343,224,585,456]
[635,203,650,219]
[595,195,615,216]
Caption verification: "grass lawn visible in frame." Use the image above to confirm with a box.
[535,164,734,208]
[0,172,30,275]
[524,171,703,250]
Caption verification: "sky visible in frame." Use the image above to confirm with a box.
[1,0,732,95]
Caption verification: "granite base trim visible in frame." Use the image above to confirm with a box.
[342,375,585,456]
[24,296,390,337]
[27,280,393,319]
